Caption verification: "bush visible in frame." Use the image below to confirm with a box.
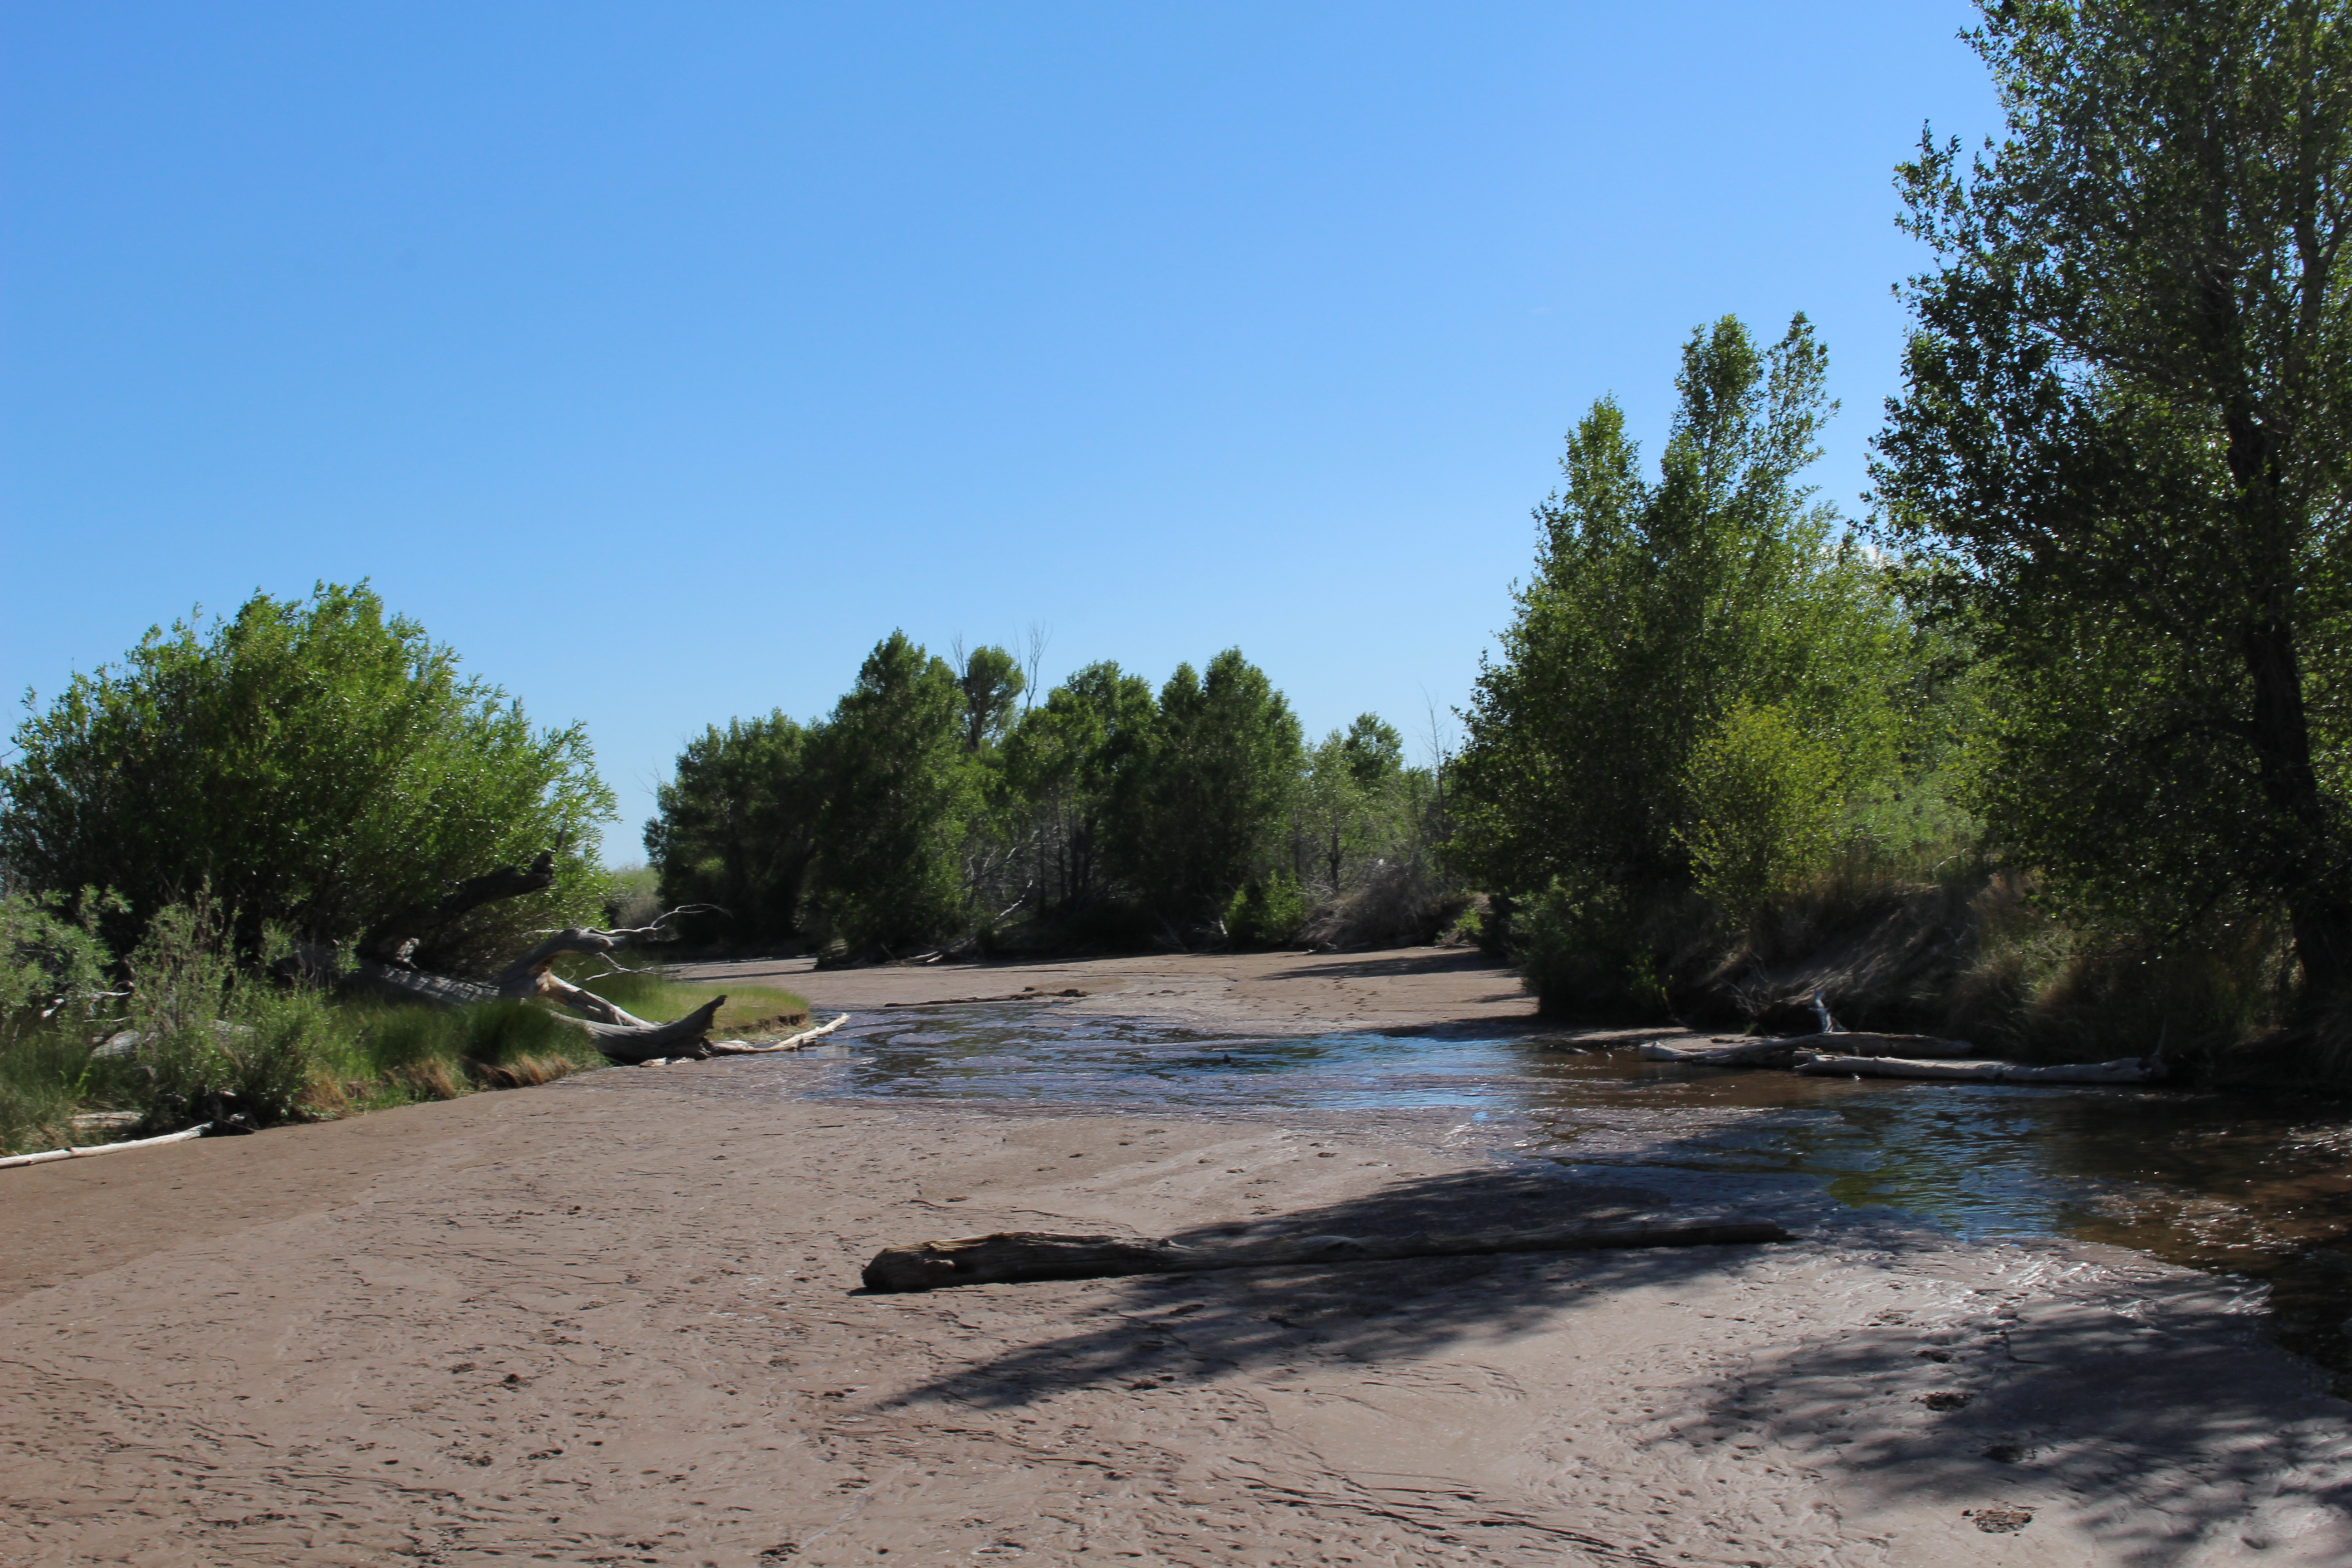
[1225,873,1308,948]
[1513,876,1707,1022]
[0,582,615,969]
[1681,701,1845,923]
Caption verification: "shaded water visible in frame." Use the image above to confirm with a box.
[795,1002,2352,1390]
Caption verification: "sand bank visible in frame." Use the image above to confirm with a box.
[3,950,2347,1564]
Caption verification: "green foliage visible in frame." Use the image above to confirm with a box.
[1872,0,2352,1008]
[0,583,615,968]
[1002,662,1157,910]
[1510,876,1691,1021]
[955,643,1026,753]
[810,631,980,953]
[644,712,824,946]
[0,890,118,1034]
[1296,715,1414,898]
[1108,650,1304,922]
[1225,872,1308,947]
[1451,316,1924,1009]
[1680,701,1847,921]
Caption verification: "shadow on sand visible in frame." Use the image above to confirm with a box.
[887,1161,1776,1411]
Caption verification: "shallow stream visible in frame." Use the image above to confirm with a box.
[787,1001,2352,1390]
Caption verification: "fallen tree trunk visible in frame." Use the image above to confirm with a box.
[342,853,736,1061]
[1639,1032,1977,1067]
[1640,1039,1807,1066]
[1792,1053,2152,1084]
[1,1123,211,1171]
[861,1218,1793,1292]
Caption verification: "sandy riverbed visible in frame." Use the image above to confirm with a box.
[3,949,2349,1565]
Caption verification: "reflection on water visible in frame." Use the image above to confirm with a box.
[804,1003,2352,1390]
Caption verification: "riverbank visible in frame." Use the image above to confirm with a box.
[3,950,2347,1564]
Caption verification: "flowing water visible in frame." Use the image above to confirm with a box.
[786,1001,2352,1390]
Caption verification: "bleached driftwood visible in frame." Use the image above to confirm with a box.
[1,1123,211,1171]
[1641,1039,1808,1066]
[1641,1032,1976,1067]
[1793,1054,2153,1084]
[348,855,736,1063]
[703,1011,850,1055]
[861,1218,1793,1292]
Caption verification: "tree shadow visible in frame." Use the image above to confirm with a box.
[1674,1254,2352,1563]
[885,1161,1793,1411]
[1270,951,1514,982]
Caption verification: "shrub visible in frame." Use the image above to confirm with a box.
[0,582,614,969]
[1225,873,1308,948]
[1681,701,1845,923]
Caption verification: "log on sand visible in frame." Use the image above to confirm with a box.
[0,1123,211,1171]
[1793,1054,2153,1084]
[862,1219,1794,1292]
[1640,1033,1976,1067]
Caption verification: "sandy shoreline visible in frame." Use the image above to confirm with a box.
[5,950,2350,1564]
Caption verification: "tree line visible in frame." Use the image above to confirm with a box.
[644,635,1450,957]
[5,1,2350,1069]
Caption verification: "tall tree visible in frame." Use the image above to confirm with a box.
[809,632,978,952]
[1109,650,1303,922]
[643,713,824,944]
[1001,662,1156,908]
[1873,0,2352,1007]
[1451,317,1908,911]
[955,643,1026,754]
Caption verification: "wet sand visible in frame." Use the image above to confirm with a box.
[3,950,2349,1564]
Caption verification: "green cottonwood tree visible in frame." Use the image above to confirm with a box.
[644,713,825,945]
[1001,661,1157,909]
[1451,317,1910,917]
[1873,0,2352,1009]
[809,632,979,952]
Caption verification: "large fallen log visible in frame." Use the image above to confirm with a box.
[1640,1032,1977,1067]
[861,1219,1793,1292]
[344,853,735,1062]
[1793,1053,2152,1084]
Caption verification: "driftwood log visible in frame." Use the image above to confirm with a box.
[1640,1032,1976,1068]
[1,1123,211,1171]
[1793,1053,2153,1084]
[861,1219,1793,1292]
[346,853,757,1063]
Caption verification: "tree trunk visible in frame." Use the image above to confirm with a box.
[2241,613,2352,1001]
[862,1218,1792,1292]
[346,853,735,1062]
[1792,1053,2151,1084]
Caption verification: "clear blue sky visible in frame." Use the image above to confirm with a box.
[1,2,2000,865]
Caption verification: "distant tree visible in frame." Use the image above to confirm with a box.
[1453,316,1908,906]
[955,643,1027,754]
[1873,0,2352,1014]
[643,713,824,946]
[1340,713,1405,787]
[1109,650,1303,923]
[0,583,612,968]
[1002,662,1156,908]
[809,632,979,952]
[1296,714,1409,896]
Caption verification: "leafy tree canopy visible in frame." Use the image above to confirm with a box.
[809,631,978,952]
[0,583,613,968]
[1872,0,2352,1000]
[1451,315,1915,910]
